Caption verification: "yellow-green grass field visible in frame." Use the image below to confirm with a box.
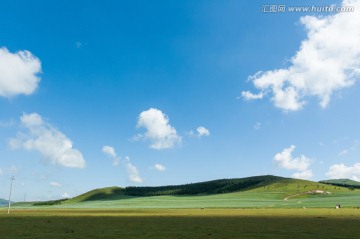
[3,178,360,238]
[1,208,360,239]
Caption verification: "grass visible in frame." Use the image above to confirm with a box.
[6,178,360,238]
[13,178,360,209]
[1,208,360,239]
[12,178,360,209]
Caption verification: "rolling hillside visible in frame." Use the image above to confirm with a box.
[13,175,360,209]
[65,175,283,203]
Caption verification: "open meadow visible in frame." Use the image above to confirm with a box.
[1,208,360,239]
[4,177,360,238]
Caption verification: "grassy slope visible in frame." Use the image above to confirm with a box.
[13,176,360,209]
[65,186,130,203]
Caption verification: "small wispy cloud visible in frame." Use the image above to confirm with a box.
[50,181,62,187]
[125,156,143,183]
[62,192,70,198]
[102,145,120,166]
[196,126,210,137]
[154,163,166,172]
[188,126,210,138]
[241,91,264,101]
[338,139,360,156]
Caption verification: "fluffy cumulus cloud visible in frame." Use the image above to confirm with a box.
[154,163,166,172]
[102,145,120,166]
[10,113,85,168]
[0,47,42,97]
[326,163,360,181]
[125,157,143,183]
[243,0,360,111]
[273,145,313,179]
[136,108,181,150]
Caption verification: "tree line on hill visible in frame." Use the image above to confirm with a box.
[33,198,68,206]
[320,181,360,190]
[121,175,281,196]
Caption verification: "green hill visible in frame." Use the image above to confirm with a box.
[0,198,9,207]
[319,179,360,189]
[32,175,284,205]
[66,186,128,203]
[15,175,360,209]
[122,175,283,197]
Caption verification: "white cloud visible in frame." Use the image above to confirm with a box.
[50,181,62,187]
[10,113,85,168]
[187,126,210,138]
[274,145,312,180]
[338,149,349,156]
[338,140,360,156]
[0,47,42,97]
[102,145,116,158]
[243,0,360,111]
[125,157,143,183]
[102,145,120,166]
[326,163,360,181]
[61,192,70,198]
[241,91,264,100]
[112,158,120,166]
[136,108,181,150]
[196,126,210,137]
[274,145,310,171]
[154,163,166,172]
[292,170,313,180]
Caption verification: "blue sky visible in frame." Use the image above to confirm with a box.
[1,0,360,201]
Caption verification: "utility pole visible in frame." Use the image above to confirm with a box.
[7,176,15,214]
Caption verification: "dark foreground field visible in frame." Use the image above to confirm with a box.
[1,209,360,239]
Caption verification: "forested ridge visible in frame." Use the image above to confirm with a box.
[123,175,282,196]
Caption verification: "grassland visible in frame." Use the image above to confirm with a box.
[5,176,360,238]
[13,177,360,209]
[1,208,360,239]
